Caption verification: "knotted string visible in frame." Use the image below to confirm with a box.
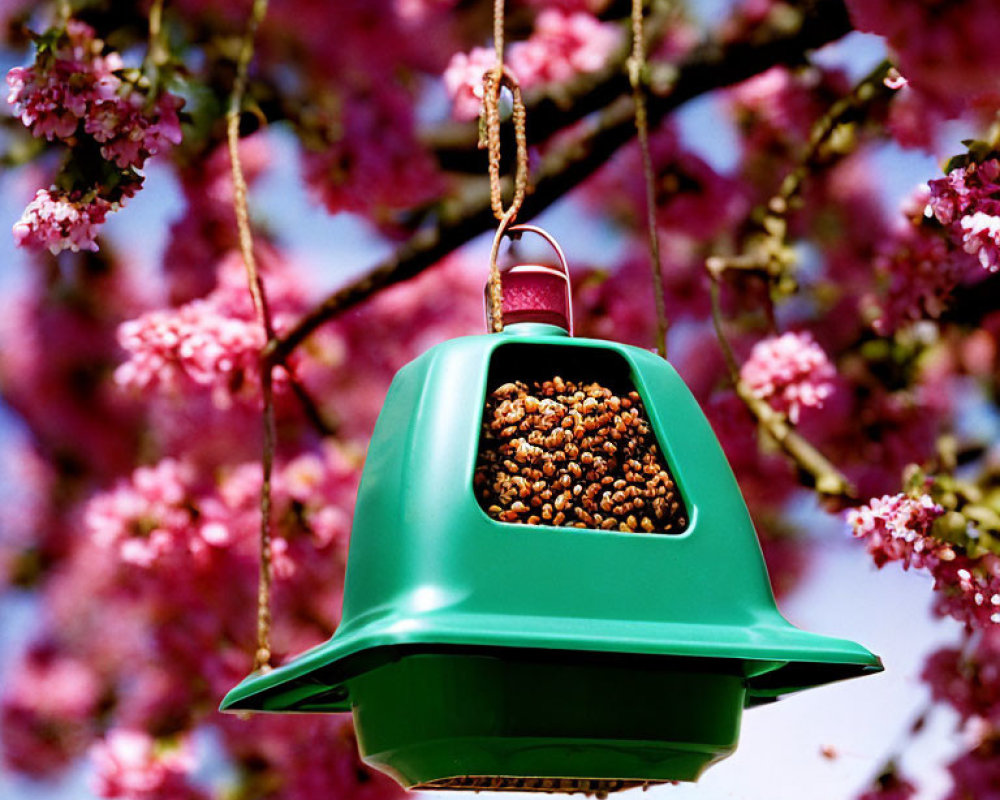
[629,0,670,358]
[481,0,529,333]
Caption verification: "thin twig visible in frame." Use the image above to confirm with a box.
[709,272,854,500]
[288,377,338,438]
[145,0,167,71]
[226,0,275,673]
[265,2,853,366]
[629,0,669,358]
[702,61,899,500]
[709,59,896,283]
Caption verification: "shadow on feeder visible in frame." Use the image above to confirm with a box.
[221,225,882,793]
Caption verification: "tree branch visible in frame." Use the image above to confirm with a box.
[429,0,851,172]
[265,0,853,367]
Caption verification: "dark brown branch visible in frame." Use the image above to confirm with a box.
[288,375,338,438]
[265,0,853,366]
[429,0,851,172]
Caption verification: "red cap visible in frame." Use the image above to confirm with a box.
[497,263,572,330]
[485,225,573,334]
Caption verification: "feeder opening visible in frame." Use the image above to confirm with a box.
[474,343,688,534]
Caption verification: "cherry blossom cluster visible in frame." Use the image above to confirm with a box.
[943,736,1000,800]
[928,159,1000,273]
[5,21,122,142]
[923,630,1000,724]
[444,9,620,120]
[83,459,211,568]
[115,256,301,409]
[301,84,443,219]
[12,189,113,255]
[932,555,1000,630]
[85,91,184,170]
[6,20,182,253]
[115,300,271,409]
[872,216,977,335]
[740,331,835,423]
[83,443,358,576]
[849,494,1000,629]
[2,1,1000,797]
[89,730,206,800]
[845,0,1000,102]
[848,492,945,570]
[0,646,101,775]
[729,66,848,153]
[6,21,182,168]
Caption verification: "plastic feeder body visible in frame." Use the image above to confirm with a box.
[221,306,882,790]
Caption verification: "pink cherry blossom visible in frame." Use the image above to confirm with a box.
[2,3,1000,799]
[871,218,978,334]
[86,91,185,169]
[845,0,1000,102]
[519,9,621,83]
[944,737,1000,800]
[443,46,495,121]
[115,254,302,409]
[90,729,206,800]
[5,21,122,142]
[13,188,114,254]
[443,10,620,121]
[1,647,101,775]
[849,494,1000,629]
[927,160,1000,228]
[84,458,200,567]
[960,211,1000,272]
[301,84,443,218]
[6,19,183,252]
[932,555,1000,630]
[924,631,1000,724]
[847,493,944,570]
[6,19,183,170]
[924,158,1000,275]
[740,331,836,423]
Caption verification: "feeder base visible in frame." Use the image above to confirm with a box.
[349,650,745,791]
[413,775,662,795]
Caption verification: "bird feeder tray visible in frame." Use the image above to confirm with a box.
[221,228,882,791]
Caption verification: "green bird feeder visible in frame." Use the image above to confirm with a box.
[221,226,882,793]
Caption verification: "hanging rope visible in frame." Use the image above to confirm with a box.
[628,0,669,359]
[226,0,275,674]
[481,0,529,333]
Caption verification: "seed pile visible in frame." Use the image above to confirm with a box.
[474,377,687,533]
[415,775,661,796]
